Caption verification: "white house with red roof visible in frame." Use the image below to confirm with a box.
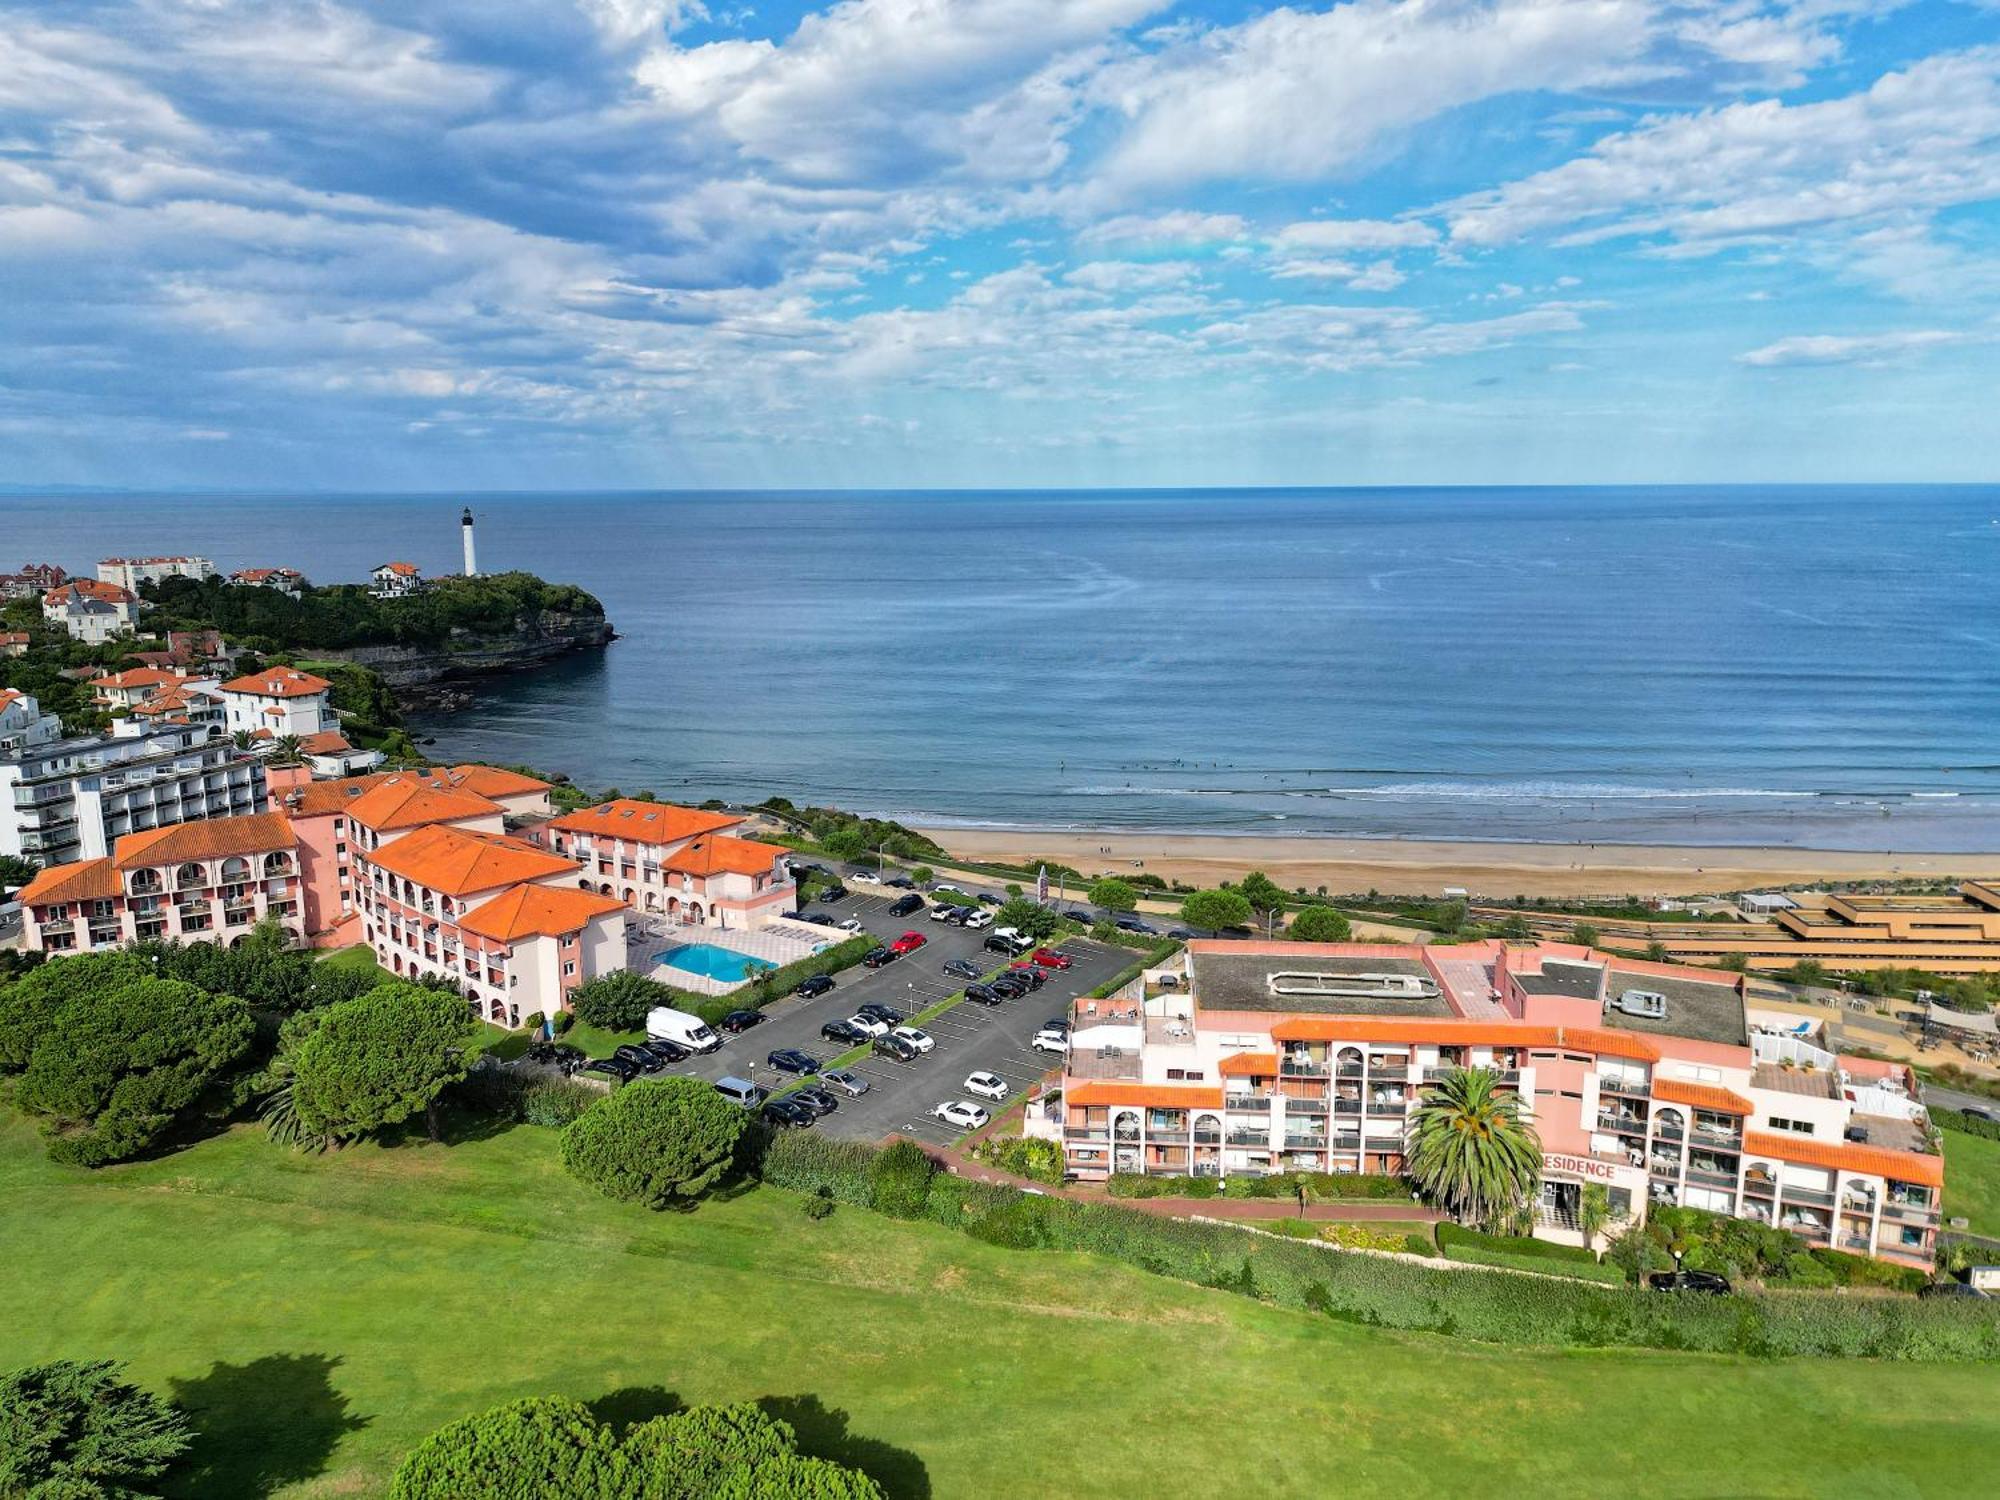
[229,566,305,598]
[219,666,338,739]
[42,580,138,644]
[370,561,422,598]
[538,798,795,929]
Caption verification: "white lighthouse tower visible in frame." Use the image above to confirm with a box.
[460,506,478,577]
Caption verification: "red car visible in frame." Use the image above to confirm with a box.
[1031,948,1073,970]
[890,930,928,954]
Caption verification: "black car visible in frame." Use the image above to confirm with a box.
[717,1009,765,1033]
[1167,927,1197,940]
[861,946,897,968]
[1062,907,1092,922]
[943,957,983,981]
[1005,966,1047,990]
[1043,1017,1070,1034]
[873,1033,920,1061]
[1919,1281,1992,1300]
[766,1048,821,1076]
[978,893,1003,907]
[888,893,925,917]
[1648,1270,1732,1296]
[582,1056,638,1083]
[791,910,838,928]
[524,1041,587,1073]
[1116,917,1160,935]
[819,885,848,903]
[820,1019,870,1046]
[984,935,1018,955]
[762,1096,816,1128]
[885,876,917,890]
[790,1086,839,1118]
[639,1038,689,1067]
[963,984,1003,1006]
[794,974,836,999]
[856,1003,906,1026]
[615,1043,666,1074]
[989,976,1031,1000]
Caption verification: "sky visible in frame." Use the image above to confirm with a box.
[4,0,2000,490]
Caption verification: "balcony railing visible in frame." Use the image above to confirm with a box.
[1224,1131,1271,1147]
[1687,1167,1739,1190]
[1284,1098,1327,1115]
[1598,1114,1647,1134]
[1225,1093,1271,1111]
[1334,1064,1365,1079]
[1884,1198,1939,1221]
[1654,1125,1685,1143]
[1280,1062,1330,1078]
[1781,1186,1835,1208]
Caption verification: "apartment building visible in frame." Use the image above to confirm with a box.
[534,798,795,928]
[353,821,627,1027]
[1038,940,1942,1269]
[1661,883,2000,977]
[97,555,217,593]
[42,580,138,643]
[1,695,266,866]
[219,666,339,739]
[17,812,301,953]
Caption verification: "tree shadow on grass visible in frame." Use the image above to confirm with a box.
[165,1353,368,1499]
[587,1384,684,1430]
[760,1393,932,1500]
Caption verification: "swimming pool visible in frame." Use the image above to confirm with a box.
[652,943,776,984]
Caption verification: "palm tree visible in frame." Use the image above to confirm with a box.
[270,734,304,767]
[1404,1066,1542,1231]
[1578,1182,1612,1255]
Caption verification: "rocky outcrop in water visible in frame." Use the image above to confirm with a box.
[306,609,614,694]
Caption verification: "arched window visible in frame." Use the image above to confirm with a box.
[177,863,206,889]
[263,851,291,875]
[219,856,250,882]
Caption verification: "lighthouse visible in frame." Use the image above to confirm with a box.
[461,506,478,577]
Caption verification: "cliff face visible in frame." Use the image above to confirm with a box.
[307,610,614,690]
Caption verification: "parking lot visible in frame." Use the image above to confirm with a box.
[625,885,1133,1144]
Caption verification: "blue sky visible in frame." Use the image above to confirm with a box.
[4,0,1999,489]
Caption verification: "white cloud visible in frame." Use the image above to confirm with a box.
[1064,259,1200,291]
[1274,218,1439,251]
[1078,209,1248,245]
[1737,330,1973,366]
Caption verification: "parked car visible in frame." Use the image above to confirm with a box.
[964,1071,1009,1102]
[762,1096,816,1128]
[639,1039,689,1067]
[1963,1106,1995,1123]
[885,876,917,890]
[837,917,864,932]
[861,946,898,968]
[1006,964,1048,989]
[790,1086,839,1118]
[891,1026,935,1054]
[844,1013,891,1038]
[943,957,983,981]
[931,1100,990,1130]
[1030,947,1073,970]
[820,1019,870,1046]
[792,911,838,928]
[1648,1270,1732,1295]
[1167,927,1197,940]
[889,930,928,954]
[1062,908,1093,922]
[874,1034,921,1062]
[1031,1028,1068,1054]
[888,893,926,917]
[766,1048,821,1076]
[930,903,959,923]
[713,1076,766,1109]
[989,974,1032,999]
[819,1068,870,1097]
[1115,917,1160,935]
[1042,1017,1070,1034]
[851,870,883,885]
[793,974,836,999]
[819,885,848,903]
[615,1043,666,1074]
[524,1042,586,1073]
[582,1057,637,1084]
[963,910,994,930]
[977,893,1002,907]
[718,1008,765,1033]
[855,1003,905,1026]
[1919,1280,1992,1299]
[962,983,1003,1007]
[984,934,1020,956]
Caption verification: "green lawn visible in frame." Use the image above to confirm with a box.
[1943,1127,2000,1239]
[311,944,384,981]
[1,1117,1995,1499]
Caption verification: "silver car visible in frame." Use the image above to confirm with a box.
[819,1068,871,1097]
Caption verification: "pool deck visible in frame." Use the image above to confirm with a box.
[628,917,830,996]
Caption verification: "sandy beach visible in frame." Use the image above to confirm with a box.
[915,827,2000,899]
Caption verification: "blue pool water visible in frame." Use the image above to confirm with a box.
[652,943,775,984]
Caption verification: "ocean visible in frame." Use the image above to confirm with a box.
[9,486,2000,850]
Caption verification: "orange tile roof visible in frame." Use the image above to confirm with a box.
[1065,1082,1226,1110]
[46,580,135,606]
[375,561,420,576]
[1553,1026,1663,1063]
[1743,1130,1943,1187]
[365,823,579,897]
[343,778,501,833]
[1653,1079,1754,1116]
[299,730,355,755]
[0,689,29,711]
[660,834,790,879]
[17,857,122,905]
[131,685,211,717]
[114,811,295,869]
[219,666,331,699]
[1218,1051,1278,1077]
[550,798,741,846]
[458,884,628,942]
[443,765,551,798]
[89,667,183,691]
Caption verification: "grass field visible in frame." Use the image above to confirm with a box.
[2,1115,1996,1499]
[1943,1127,2000,1239]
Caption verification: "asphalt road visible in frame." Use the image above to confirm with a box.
[626,886,1134,1143]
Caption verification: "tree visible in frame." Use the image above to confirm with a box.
[562,1076,745,1207]
[994,898,1057,940]
[1570,922,1601,948]
[1180,889,1252,934]
[0,952,152,1072]
[1288,905,1351,943]
[1404,1066,1543,1231]
[386,1396,619,1500]
[1578,1182,1612,1255]
[270,734,305,767]
[1645,941,1669,963]
[0,853,35,894]
[569,971,675,1032]
[1785,959,1828,989]
[909,865,933,885]
[820,827,868,862]
[0,1359,192,1497]
[17,977,254,1166]
[1087,878,1138,914]
[1498,913,1532,941]
[868,1139,937,1218]
[624,1403,795,1496]
[287,983,474,1144]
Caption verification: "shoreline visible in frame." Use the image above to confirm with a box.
[913,826,2000,899]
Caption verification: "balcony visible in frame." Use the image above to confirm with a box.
[1280,1061,1330,1078]
[1224,1130,1271,1147]
[1192,1130,1221,1146]
[1283,1136,1329,1151]
[1063,1128,1109,1145]
[1781,1185,1835,1209]
[1884,1197,1939,1222]
[1225,1093,1271,1111]
[1597,1113,1648,1135]
[1687,1167,1739,1191]
[1599,1075,1651,1098]
[1333,1099,1362,1116]
[1284,1097,1327,1115]
[1653,1125,1685,1144]
[1840,1235,1872,1253]
[1649,1158,1681,1179]
[1366,1099,1409,1116]
[1334,1063,1365,1079]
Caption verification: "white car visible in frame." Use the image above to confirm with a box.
[963,910,994,930]
[851,870,883,885]
[836,917,864,933]
[991,925,1021,943]
[932,1100,989,1130]
[845,1013,890,1038]
[964,1070,1009,1102]
[1030,1029,1068,1055]
[890,1026,935,1054]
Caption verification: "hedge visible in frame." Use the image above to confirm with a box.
[751,1135,2000,1360]
[1442,1246,1629,1285]
[1225,1172,1415,1203]
[1934,1106,2000,1143]
[1085,939,1181,1001]
[677,935,875,1027]
[1437,1223,1601,1265]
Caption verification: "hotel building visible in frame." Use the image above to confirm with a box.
[97,555,217,593]
[1660,883,2000,977]
[534,799,795,928]
[17,812,301,952]
[1038,940,1942,1269]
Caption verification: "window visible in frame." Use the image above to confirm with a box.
[1769,1117,1814,1135]
[1608,1187,1632,1217]
[563,960,577,977]
[1901,1227,1925,1247]
[1165,1069,1205,1082]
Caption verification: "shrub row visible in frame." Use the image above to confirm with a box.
[1437,1222,1601,1265]
[1441,1246,1629,1285]
[1934,1106,2000,1142]
[1224,1171,1415,1203]
[755,1135,2000,1360]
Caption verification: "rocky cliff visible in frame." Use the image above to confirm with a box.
[307,609,614,692]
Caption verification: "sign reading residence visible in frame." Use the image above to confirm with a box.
[1543,1151,1621,1182]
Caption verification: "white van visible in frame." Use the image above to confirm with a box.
[714,1076,766,1109]
[646,1006,721,1053]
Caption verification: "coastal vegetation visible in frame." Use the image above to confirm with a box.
[1403,1066,1543,1232]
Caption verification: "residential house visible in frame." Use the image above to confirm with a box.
[88,667,197,713]
[0,563,66,600]
[0,632,29,658]
[219,666,338,740]
[536,798,795,928]
[229,567,305,597]
[96,556,216,593]
[370,561,422,598]
[42,581,139,644]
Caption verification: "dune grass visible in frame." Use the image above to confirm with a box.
[0,1113,1995,1498]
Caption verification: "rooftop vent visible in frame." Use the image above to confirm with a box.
[1613,988,1667,1020]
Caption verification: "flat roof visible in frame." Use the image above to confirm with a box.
[1189,950,1451,1017]
[1516,960,1603,999]
[1604,968,1747,1047]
